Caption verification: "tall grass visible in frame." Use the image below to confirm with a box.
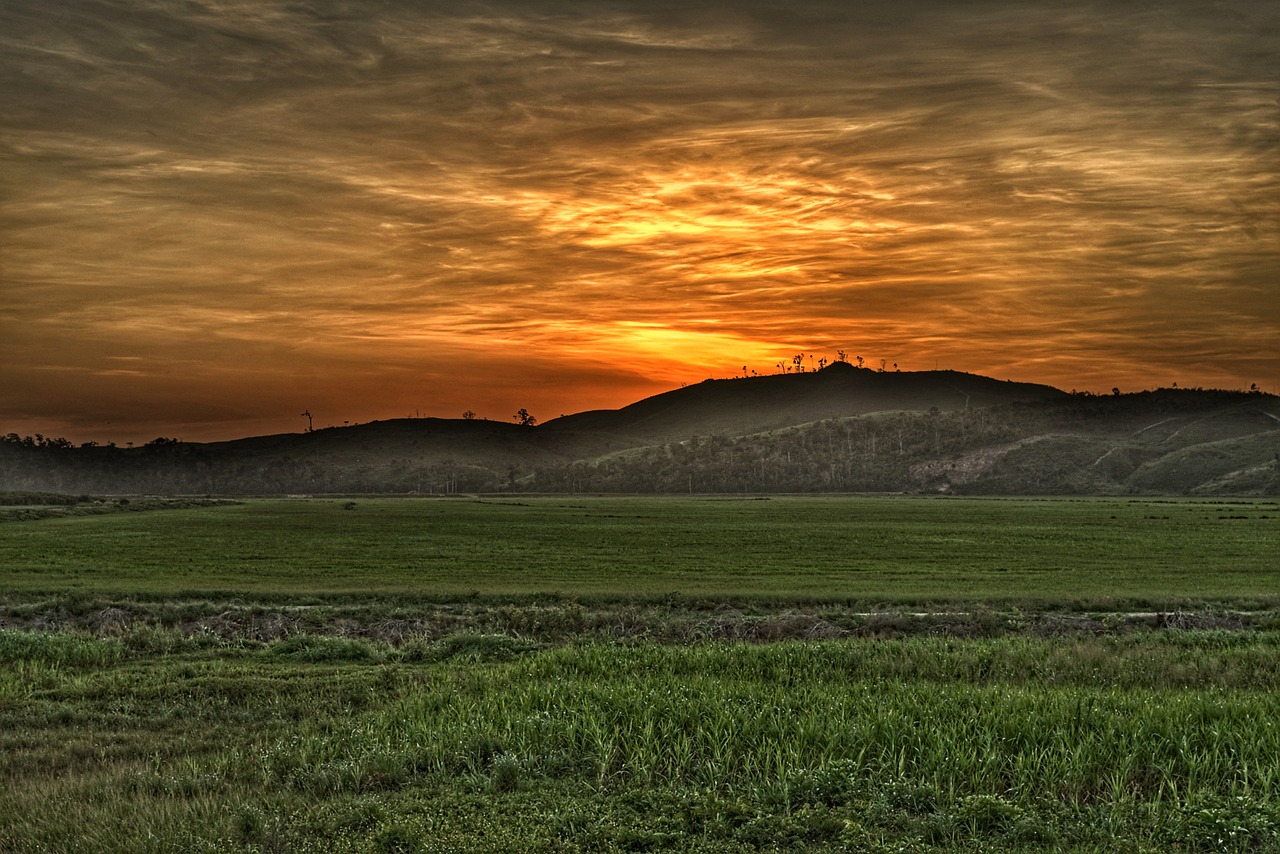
[253,641,1280,805]
[0,629,122,670]
[5,633,1280,851]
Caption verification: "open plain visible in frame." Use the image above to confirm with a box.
[3,496,1279,852]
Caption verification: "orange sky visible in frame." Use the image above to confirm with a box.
[2,1,1277,443]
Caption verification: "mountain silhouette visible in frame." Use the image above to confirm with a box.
[2,365,1276,496]
[543,363,1065,445]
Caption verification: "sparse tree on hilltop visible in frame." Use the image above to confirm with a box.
[513,408,537,427]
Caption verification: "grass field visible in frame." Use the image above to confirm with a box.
[4,630,1280,852]
[3,496,1280,852]
[2,496,1278,607]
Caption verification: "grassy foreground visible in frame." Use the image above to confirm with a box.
[3,630,1280,852]
[3,496,1280,851]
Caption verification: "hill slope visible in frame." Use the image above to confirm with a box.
[2,369,1276,496]
[542,363,1065,445]
[529,388,1280,496]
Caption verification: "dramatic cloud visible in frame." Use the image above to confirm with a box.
[2,0,1276,441]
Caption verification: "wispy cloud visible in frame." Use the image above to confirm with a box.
[2,0,1276,440]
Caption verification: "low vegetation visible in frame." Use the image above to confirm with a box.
[0,493,236,522]
[3,630,1280,851]
[1,495,1279,608]
[3,497,1279,851]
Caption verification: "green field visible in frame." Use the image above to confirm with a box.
[3,497,1280,852]
[2,496,1278,607]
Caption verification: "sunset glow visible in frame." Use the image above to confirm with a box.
[2,1,1276,442]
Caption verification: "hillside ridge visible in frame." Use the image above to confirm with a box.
[3,367,1277,496]
[543,365,1066,442]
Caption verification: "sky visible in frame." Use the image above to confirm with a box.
[2,0,1277,444]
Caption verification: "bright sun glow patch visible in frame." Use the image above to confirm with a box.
[607,321,782,362]
[580,321,790,380]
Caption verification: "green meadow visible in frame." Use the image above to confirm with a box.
[2,496,1278,606]
[3,496,1280,852]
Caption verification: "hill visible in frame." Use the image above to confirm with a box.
[2,367,1277,496]
[531,387,1280,496]
[541,363,1066,445]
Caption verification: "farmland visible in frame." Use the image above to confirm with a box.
[2,495,1278,607]
[3,496,1280,851]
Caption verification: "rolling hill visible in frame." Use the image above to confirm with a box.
[541,362,1066,444]
[3,366,1277,496]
